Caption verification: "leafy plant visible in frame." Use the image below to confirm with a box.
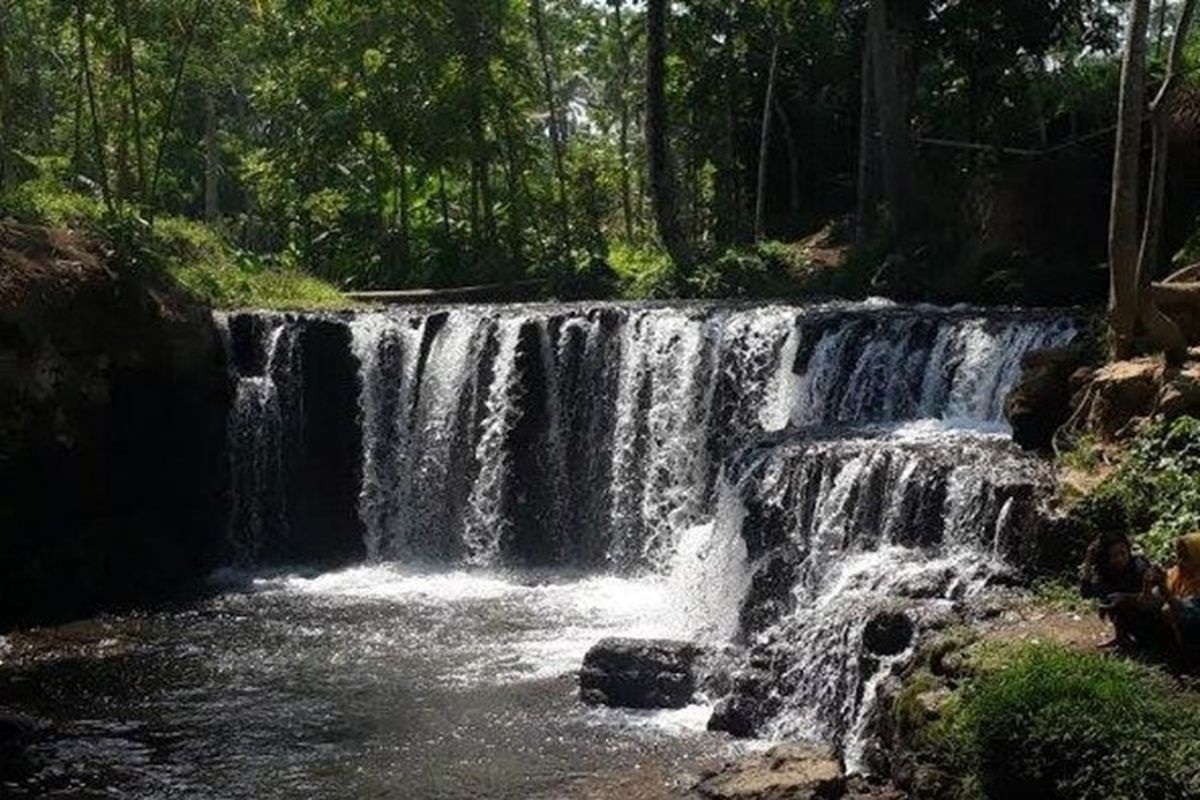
[1072,416,1200,562]
[915,643,1200,799]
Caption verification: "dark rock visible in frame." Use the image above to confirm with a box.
[0,711,44,779]
[1004,346,1088,451]
[579,638,701,709]
[708,695,766,739]
[863,612,915,657]
[691,743,845,800]
[739,550,800,639]
[0,223,227,630]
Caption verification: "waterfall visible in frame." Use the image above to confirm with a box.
[219,300,1073,765]
[223,302,1072,570]
[218,312,302,565]
[717,422,1055,767]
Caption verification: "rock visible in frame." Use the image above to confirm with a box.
[0,223,227,630]
[0,711,43,779]
[1084,359,1161,440]
[579,638,701,709]
[739,550,800,639]
[862,612,915,657]
[1158,368,1200,419]
[843,775,907,799]
[692,743,845,800]
[1004,346,1089,450]
[708,694,768,739]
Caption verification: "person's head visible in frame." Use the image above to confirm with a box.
[1176,533,1200,570]
[1095,531,1133,573]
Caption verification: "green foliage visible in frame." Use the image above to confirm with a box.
[1058,432,1105,473]
[1,0,1128,297]
[609,244,678,299]
[0,160,107,229]
[1,176,344,310]
[915,643,1200,800]
[688,246,797,299]
[1072,417,1200,562]
[143,217,346,310]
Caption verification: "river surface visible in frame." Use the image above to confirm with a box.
[0,567,734,799]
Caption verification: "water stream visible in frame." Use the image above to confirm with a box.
[0,300,1073,797]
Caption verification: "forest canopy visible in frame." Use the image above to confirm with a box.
[0,1,1197,304]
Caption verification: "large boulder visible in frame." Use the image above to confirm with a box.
[691,744,846,800]
[0,224,227,629]
[707,667,779,738]
[862,611,915,657]
[579,638,701,709]
[1004,346,1089,450]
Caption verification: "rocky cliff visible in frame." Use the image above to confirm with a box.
[0,223,227,629]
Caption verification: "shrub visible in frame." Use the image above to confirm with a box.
[917,644,1200,799]
[609,244,678,299]
[1071,416,1200,561]
[1,175,345,311]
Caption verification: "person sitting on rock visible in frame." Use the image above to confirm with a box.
[1160,533,1200,666]
[1080,531,1164,650]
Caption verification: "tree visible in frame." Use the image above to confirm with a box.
[645,0,691,267]
[866,0,917,237]
[1109,0,1196,363]
[754,23,780,242]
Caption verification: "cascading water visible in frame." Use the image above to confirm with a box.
[219,299,1074,767]
[3,300,1082,800]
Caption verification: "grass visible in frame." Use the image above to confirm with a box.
[910,643,1200,799]
[1,173,346,311]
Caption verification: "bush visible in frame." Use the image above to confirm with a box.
[1,175,345,311]
[1071,416,1200,562]
[609,244,678,299]
[918,643,1200,799]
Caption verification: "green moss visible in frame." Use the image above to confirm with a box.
[910,643,1200,799]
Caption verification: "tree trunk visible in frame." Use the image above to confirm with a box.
[438,167,452,239]
[754,35,780,242]
[0,3,10,192]
[204,91,220,221]
[147,0,206,224]
[75,0,114,215]
[530,0,572,247]
[1138,0,1198,285]
[397,149,411,264]
[115,0,146,198]
[1108,0,1151,359]
[867,0,918,236]
[612,0,635,242]
[1133,0,1197,363]
[774,98,800,218]
[645,0,691,268]
[855,38,880,244]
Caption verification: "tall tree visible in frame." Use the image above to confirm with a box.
[645,0,690,267]
[867,0,917,236]
[1108,0,1150,359]
[0,2,10,192]
[754,28,780,242]
[530,0,572,246]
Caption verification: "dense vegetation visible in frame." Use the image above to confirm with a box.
[1070,415,1200,561]
[5,1,1199,306]
[901,643,1200,799]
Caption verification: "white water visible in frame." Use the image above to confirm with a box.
[219,301,1074,767]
